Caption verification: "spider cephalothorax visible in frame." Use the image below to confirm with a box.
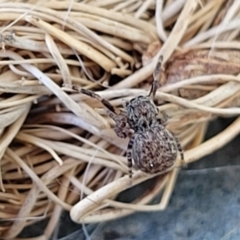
[126,96,158,132]
[74,56,184,178]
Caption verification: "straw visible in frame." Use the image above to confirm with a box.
[1,0,240,239]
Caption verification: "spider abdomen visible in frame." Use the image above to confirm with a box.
[132,125,178,174]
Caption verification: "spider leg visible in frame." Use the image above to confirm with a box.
[74,87,120,115]
[174,136,185,166]
[73,86,132,138]
[148,55,163,99]
[126,135,135,179]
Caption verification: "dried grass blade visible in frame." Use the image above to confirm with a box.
[114,0,199,88]
[45,34,71,88]
[25,16,116,72]
[0,103,31,192]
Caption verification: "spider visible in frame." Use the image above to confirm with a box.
[73,56,184,178]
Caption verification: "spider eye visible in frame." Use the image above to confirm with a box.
[125,101,129,107]
[142,122,147,128]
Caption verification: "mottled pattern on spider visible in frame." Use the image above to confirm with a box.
[73,56,184,178]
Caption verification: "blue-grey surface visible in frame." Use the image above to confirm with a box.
[58,166,240,240]
[19,118,240,240]
[89,166,240,240]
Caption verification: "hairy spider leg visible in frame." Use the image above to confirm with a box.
[73,86,132,139]
[174,135,184,164]
[126,135,135,179]
[81,88,119,114]
[148,55,163,99]
[73,86,121,118]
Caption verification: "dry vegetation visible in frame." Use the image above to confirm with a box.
[1,0,240,239]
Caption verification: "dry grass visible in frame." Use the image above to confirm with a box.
[1,0,240,239]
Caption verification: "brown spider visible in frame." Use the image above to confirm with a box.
[73,56,184,178]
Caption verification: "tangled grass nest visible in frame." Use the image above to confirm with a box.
[1,0,240,239]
